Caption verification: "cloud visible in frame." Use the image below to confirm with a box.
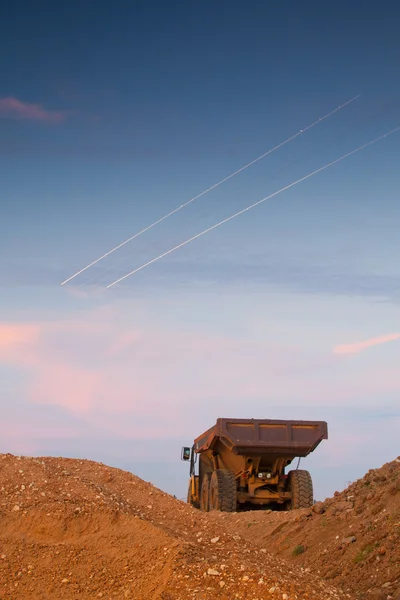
[0,308,395,425]
[0,323,41,366]
[333,332,400,355]
[0,323,40,348]
[0,309,330,425]
[0,97,69,123]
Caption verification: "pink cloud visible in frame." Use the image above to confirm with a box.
[0,323,40,347]
[0,315,311,424]
[0,97,69,123]
[1,310,399,443]
[29,363,104,414]
[333,332,400,355]
[0,323,41,366]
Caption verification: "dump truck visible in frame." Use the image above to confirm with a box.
[181,418,328,512]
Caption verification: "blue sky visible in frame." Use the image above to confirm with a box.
[1,0,400,501]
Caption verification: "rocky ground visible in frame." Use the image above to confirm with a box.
[220,457,400,600]
[0,453,398,600]
[0,453,343,600]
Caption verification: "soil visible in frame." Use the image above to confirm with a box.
[0,453,398,599]
[221,457,400,600]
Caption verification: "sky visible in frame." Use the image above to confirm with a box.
[1,0,400,502]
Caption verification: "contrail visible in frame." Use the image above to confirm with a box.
[107,126,400,288]
[61,95,360,286]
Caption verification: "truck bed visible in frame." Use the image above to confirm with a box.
[194,418,328,459]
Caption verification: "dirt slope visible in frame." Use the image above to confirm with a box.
[0,454,344,600]
[221,457,400,600]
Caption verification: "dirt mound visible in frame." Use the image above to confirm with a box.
[0,454,344,600]
[221,457,400,599]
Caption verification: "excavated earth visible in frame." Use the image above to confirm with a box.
[221,457,400,600]
[0,454,344,600]
[0,454,398,600]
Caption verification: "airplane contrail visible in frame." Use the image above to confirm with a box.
[61,95,360,286]
[107,126,400,288]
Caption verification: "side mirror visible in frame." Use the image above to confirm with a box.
[181,446,191,461]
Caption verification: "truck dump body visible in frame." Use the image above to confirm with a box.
[194,418,328,459]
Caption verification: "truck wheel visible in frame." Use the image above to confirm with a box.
[200,473,211,512]
[209,469,237,512]
[286,469,313,510]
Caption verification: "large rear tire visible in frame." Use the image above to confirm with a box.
[209,469,237,512]
[200,472,212,512]
[286,469,313,510]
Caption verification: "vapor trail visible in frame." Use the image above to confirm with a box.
[107,126,400,288]
[61,95,359,286]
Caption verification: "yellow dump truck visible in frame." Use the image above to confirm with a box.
[181,418,328,512]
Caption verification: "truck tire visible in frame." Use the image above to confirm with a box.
[209,469,237,512]
[286,469,313,510]
[200,472,212,512]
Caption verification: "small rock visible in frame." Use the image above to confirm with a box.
[12,505,20,512]
[342,536,356,545]
[211,536,220,544]
[61,578,69,583]
[313,501,325,514]
[378,546,386,555]
[334,500,353,512]
[207,568,220,576]
[242,575,249,582]
[367,589,386,600]
[219,581,225,588]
